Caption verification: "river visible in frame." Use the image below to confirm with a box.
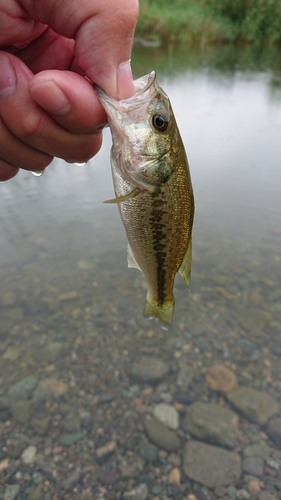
[0,45,281,499]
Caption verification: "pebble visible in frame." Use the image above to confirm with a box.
[176,366,193,391]
[265,418,281,449]
[243,441,270,460]
[21,445,37,465]
[96,441,116,458]
[4,485,20,500]
[7,375,38,399]
[168,467,181,486]
[59,431,84,446]
[247,480,261,494]
[144,416,181,452]
[0,458,10,472]
[153,403,179,430]
[183,441,241,488]
[227,387,279,425]
[62,469,82,490]
[58,290,78,300]
[181,401,238,449]
[10,400,33,423]
[37,378,69,397]
[130,356,169,384]
[123,483,148,500]
[205,365,238,394]
[242,456,264,477]
[139,439,158,461]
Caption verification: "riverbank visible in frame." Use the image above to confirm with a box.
[135,0,281,46]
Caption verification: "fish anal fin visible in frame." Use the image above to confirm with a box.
[143,297,174,330]
[127,245,141,271]
[179,239,192,287]
[104,187,140,204]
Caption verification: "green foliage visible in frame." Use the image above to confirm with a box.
[135,0,281,45]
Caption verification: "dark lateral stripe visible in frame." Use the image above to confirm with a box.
[150,191,168,305]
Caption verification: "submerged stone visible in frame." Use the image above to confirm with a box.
[144,416,181,452]
[227,387,279,425]
[181,401,238,449]
[183,440,241,488]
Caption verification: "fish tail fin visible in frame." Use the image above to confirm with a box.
[143,298,174,330]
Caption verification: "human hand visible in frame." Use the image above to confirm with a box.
[0,0,138,181]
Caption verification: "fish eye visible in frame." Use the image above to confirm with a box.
[152,113,169,132]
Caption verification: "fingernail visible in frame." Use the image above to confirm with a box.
[29,80,71,116]
[117,60,134,100]
[0,54,16,99]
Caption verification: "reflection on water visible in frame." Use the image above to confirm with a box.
[0,46,281,500]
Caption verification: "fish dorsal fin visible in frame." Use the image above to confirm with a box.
[127,245,141,271]
[179,239,192,287]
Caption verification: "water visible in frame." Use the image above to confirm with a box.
[0,46,281,499]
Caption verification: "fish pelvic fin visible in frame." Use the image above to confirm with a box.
[127,245,141,271]
[179,238,192,287]
[104,187,140,204]
[143,298,174,330]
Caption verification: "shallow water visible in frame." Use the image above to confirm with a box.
[0,46,281,499]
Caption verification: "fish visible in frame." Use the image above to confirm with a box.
[95,71,194,329]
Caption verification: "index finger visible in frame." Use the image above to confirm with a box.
[18,0,139,98]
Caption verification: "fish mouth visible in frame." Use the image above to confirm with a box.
[94,71,163,114]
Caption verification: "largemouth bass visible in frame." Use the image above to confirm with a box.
[95,71,194,329]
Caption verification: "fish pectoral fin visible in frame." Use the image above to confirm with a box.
[104,187,140,204]
[127,245,141,271]
[143,297,174,330]
[179,239,192,287]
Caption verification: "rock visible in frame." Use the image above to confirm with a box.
[266,418,281,449]
[205,366,238,394]
[4,485,20,500]
[176,366,193,391]
[99,469,118,485]
[0,405,11,422]
[168,467,181,486]
[182,441,241,488]
[59,432,84,446]
[258,494,276,500]
[62,469,82,490]
[227,387,279,425]
[198,487,214,500]
[33,378,69,404]
[3,346,21,361]
[153,403,179,430]
[119,462,139,479]
[236,489,250,499]
[7,375,38,399]
[123,483,148,500]
[130,356,169,384]
[31,415,50,436]
[21,445,37,465]
[213,486,226,497]
[227,486,237,499]
[139,439,158,461]
[58,291,78,300]
[32,342,62,362]
[181,401,238,449]
[27,484,42,500]
[247,480,261,494]
[0,458,10,472]
[242,456,264,477]
[10,400,33,423]
[144,416,181,452]
[243,440,270,460]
